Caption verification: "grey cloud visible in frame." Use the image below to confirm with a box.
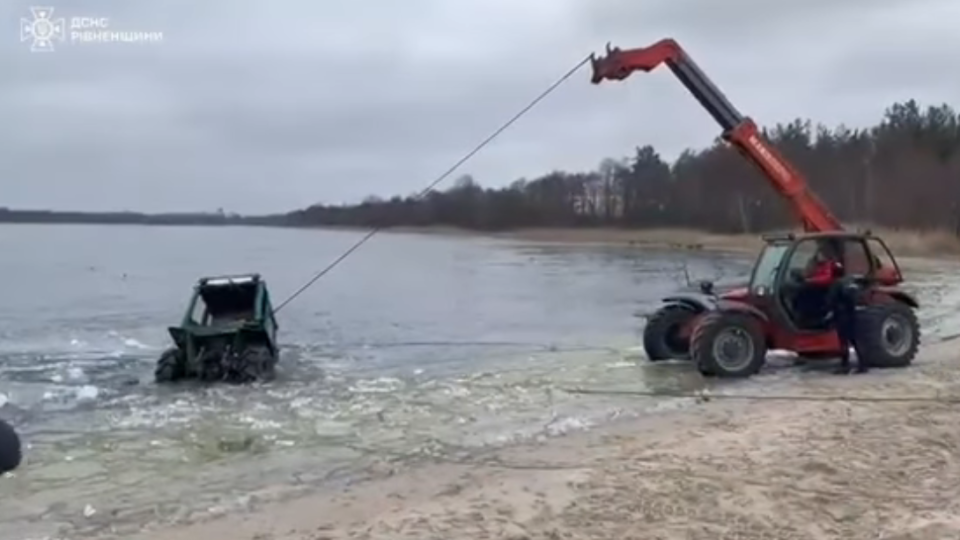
[1,0,957,213]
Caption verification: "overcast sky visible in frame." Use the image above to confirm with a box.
[1,0,957,214]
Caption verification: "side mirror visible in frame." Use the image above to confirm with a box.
[698,280,714,295]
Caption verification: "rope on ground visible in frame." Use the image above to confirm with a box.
[559,386,960,404]
[272,54,594,314]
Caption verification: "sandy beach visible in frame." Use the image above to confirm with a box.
[126,335,960,540]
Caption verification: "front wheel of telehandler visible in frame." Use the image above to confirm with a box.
[154,347,185,383]
[690,311,767,378]
[643,304,696,361]
[854,302,920,369]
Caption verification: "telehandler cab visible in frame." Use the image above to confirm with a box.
[589,39,920,377]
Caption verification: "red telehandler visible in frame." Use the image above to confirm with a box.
[590,39,920,378]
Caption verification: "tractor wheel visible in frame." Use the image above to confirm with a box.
[690,311,767,378]
[198,348,226,382]
[227,345,276,384]
[0,417,21,474]
[854,302,920,369]
[643,304,696,361]
[154,347,185,383]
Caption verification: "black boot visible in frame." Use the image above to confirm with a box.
[833,356,851,375]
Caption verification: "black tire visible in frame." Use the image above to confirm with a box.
[198,348,226,382]
[227,345,276,384]
[643,304,696,361]
[0,418,21,474]
[854,302,920,368]
[690,311,767,378]
[154,347,185,383]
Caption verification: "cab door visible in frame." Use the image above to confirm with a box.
[772,238,843,352]
[773,238,821,330]
[864,236,904,285]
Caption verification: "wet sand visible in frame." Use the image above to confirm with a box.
[131,338,960,540]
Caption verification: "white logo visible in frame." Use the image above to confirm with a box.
[19,6,163,52]
[19,6,65,52]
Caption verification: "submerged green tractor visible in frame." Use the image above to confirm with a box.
[154,274,280,384]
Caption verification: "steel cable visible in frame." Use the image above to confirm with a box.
[273,55,593,313]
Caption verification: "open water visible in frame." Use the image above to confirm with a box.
[0,224,956,539]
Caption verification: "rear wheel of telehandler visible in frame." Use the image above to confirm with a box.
[854,302,920,368]
[643,304,696,361]
[154,347,185,383]
[690,311,767,378]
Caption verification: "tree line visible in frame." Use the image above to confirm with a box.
[283,99,960,234]
[0,208,246,226]
[4,99,958,234]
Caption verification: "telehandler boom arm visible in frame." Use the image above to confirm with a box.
[590,39,842,233]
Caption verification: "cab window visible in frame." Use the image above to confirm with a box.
[866,237,896,272]
[841,239,871,276]
[784,239,819,277]
[750,244,789,290]
[190,296,208,325]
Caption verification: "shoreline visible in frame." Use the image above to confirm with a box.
[132,338,960,540]
[5,221,957,259]
[378,225,960,259]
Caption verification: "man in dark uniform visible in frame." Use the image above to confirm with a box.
[806,253,865,374]
[0,418,22,474]
[829,263,867,374]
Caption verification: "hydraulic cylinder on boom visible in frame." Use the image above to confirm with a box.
[589,39,842,233]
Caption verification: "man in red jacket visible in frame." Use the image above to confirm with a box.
[805,252,839,287]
